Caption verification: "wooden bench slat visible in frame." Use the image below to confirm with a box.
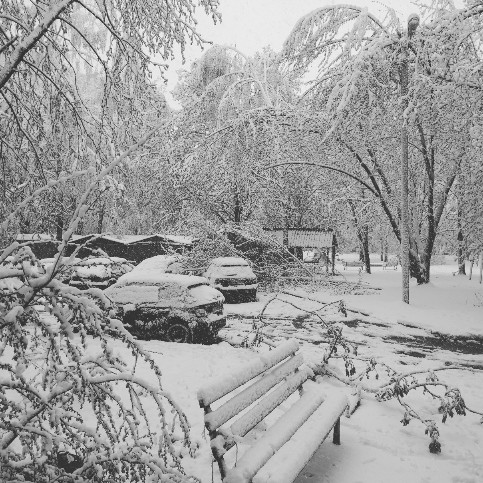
[229,366,313,438]
[197,339,299,407]
[223,385,326,483]
[200,340,350,483]
[252,392,349,483]
[204,353,304,432]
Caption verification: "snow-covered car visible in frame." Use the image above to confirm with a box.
[104,272,226,343]
[42,257,134,290]
[203,257,258,303]
[133,254,186,274]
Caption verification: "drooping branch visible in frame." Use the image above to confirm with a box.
[264,161,378,196]
[0,0,74,91]
[338,138,402,241]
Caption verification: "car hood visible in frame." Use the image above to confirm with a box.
[188,284,224,305]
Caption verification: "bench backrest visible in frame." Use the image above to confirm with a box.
[197,339,310,480]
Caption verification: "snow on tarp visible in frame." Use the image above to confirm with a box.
[197,339,299,407]
[204,353,304,432]
[223,385,328,483]
[252,391,348,483]
[16,233,53,241]
[93,234,196,245]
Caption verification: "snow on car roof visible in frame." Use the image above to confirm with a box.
[115,271,208,287]
[210,257,249,266]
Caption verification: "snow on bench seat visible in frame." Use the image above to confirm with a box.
[197,339,299,407]
[198,339,349,482]
[223,385,328,483]
[252,391,349,483]
[204,353,304,432]
[229,365,313,438]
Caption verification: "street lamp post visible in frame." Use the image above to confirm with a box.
[400,14,419,304]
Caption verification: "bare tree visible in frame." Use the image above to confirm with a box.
[279,1,483,283]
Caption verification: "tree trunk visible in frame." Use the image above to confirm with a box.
[331,244,336,275]
[234,190,242,224]
[479,252,483,284]
[56,213,64,241]
[418,251,431,284]
[457,199,466,275]
[97,205,105,234]
[361,224,371,274]
[400,56,410,302]
[348,199,371,273]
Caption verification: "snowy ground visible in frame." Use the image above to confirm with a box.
[120,257,482,483]
[47,257,483,482]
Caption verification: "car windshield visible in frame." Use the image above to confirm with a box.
[212,265,255,278]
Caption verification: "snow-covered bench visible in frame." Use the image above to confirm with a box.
[382,259,398,270]
[197,340,348,483]
[342,260,364,271]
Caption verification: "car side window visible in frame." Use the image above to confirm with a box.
[131,285,159,303]
[157,284,183,303]
[112,284,159,304]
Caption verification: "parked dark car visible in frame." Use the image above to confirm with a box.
[104,272,226,343]
[204,257,258,303]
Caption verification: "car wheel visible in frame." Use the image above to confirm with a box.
[165,322,192,344]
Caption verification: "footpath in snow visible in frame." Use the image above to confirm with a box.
[226,259,483,338]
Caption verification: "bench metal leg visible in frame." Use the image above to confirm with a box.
[332,417,341,445]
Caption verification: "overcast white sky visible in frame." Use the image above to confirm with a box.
[161,0,450,107]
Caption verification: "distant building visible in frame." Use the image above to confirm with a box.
[15,234,197,263]
[263,228,337,272]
